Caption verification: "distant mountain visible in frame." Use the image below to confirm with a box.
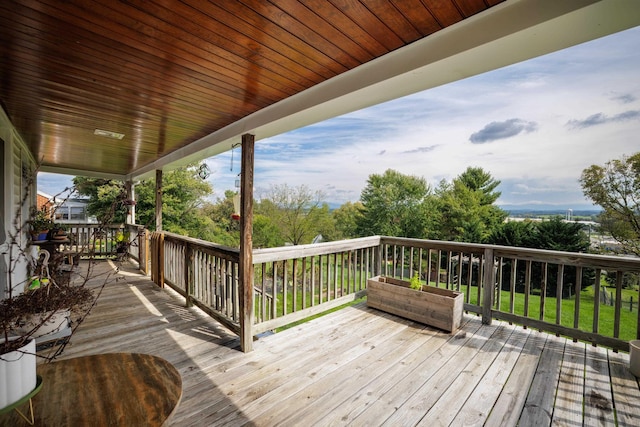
[498,204,601,214]
[326,202,602,215]
[502,208,602,219]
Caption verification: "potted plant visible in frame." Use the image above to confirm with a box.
[0,279,94,410]
[27,208,54,241]
[114,229,131,257]
[367,274,464,333]
[50,223,68,241]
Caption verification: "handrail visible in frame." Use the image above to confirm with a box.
[145,231,640,352]
[378,236,640,352]
[252,237,380,334]
[253,236,382,263]
[152,231,241,335]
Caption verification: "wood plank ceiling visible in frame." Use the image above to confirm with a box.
[0,0,504,177]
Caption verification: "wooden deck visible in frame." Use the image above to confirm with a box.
[48,261,640,426]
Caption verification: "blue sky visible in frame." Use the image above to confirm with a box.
[40,25,640,211]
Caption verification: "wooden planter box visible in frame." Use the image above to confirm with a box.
[367,276,463,333]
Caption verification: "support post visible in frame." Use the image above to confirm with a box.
[125,180,135,225]
[155,170,163,231]
[482,247,495,325]
[239,133,255,352]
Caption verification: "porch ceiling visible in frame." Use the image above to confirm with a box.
[0,1,639,180]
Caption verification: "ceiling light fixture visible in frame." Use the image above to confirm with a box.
[94,129,125,139]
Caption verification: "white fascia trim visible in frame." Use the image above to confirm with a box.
[128,0,640,181]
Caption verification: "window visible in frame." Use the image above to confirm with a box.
[70,207,85,221]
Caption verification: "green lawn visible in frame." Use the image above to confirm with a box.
[480,284,638,341]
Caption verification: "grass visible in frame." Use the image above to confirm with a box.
[480,284,638,342]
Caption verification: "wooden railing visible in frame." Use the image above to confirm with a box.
[380,237,640,352]
[252,236,380,334]
[145,232,640,352]
[58,223,149,273]
[150,231,241,335]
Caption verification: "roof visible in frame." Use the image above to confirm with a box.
[1,0,639,181]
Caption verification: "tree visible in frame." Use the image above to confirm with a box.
[197,191,243,247]
[455,166,501,204]
[252,214,283,248]
[73,177,127,223]
[332,201,364,239]
[74,165,214,240]
[491,217,591,297]
[435,167,507,243]
[135,165,213,237]
[488,220,538,248]
[356,169,432,238]
[532,216,590,252]
[256,184,328,245]
[580,152,640,255]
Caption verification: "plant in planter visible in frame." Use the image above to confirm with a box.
[49,223,68,241]
[1,177,108,415]
[367,275,464,333]
[115,229,130,255]
[27,208,55,241]
[0,275,95,410]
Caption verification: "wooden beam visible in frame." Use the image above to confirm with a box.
[125,180,135,225]
[482,248,494,325]
[239,134,255,352]
[155,169,162,231]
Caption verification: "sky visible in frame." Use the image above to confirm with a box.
[39,25,640,211]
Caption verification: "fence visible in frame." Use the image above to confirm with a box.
[145,232,640,352]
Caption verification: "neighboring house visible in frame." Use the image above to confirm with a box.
[53,198,97,224]
[37,190,55,214]
[37,191,97,224]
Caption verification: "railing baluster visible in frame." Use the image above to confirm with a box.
[292,258,298,312]
[614,271,623,339]
[495,257,503,309]
[333,252,338,301]
[539,262,548,326]
[260,263,266,321]
[556,264,564,335]
[509,258,518,313]
[466,253,473,303]
[482,248,494,324]
[573,266,582,341]
[311,255,316,306]
[523,260,529,318]
[302,257,308,310]
[593,268,601,335]
[436,249,442,288]
[282,261,288,316]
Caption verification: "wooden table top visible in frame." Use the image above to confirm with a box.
[1,353,182,427]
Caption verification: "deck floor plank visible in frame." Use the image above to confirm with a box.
[478,329,548,426]
[377,322,502,426]
[608,350,640,426]
[552,339,587,425]
[173,307,396,424]
[21,260,638,427]
[449,324,530,426]
[345,319,486,426]
[210,316,423,426]
[584,345,616,427]
[415,324,518,426]
[179,311,409,425]
[313,321,469,426]
[518,333,566,426]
